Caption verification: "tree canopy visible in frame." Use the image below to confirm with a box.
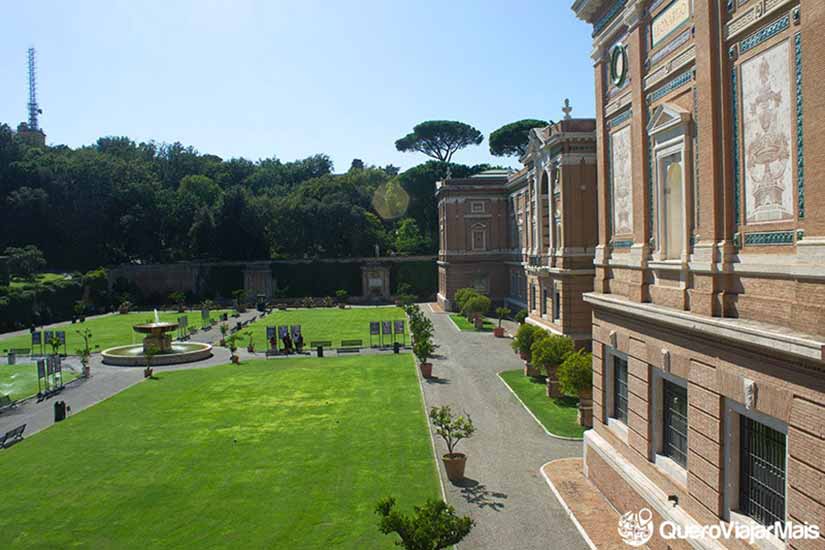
[488,119,548,158]
[395,121,483,162]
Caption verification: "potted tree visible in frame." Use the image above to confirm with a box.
[226,332,242,364]
[512,323,544,377]
[531,334,574,398]
[558,349,594,427]
[494,307,511,338]
[169,291,186,313]
[430,405,476,482]
[453,287,479,314]
[375,497,474,549]
[245,330,255,353]
[75,328,95,378]
[143,346,158,379]
[219,322,229,347]
[462,294,491,330]
[232,289,247,313]
[413,336,436,378]
[514,309,528,324]
[335,289,349,308]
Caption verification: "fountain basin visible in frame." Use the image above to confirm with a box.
[101,342,213,366]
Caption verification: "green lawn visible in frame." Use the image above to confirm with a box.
[8,272,68,289]
[449,314,495,332]
[0,355,439,549]
[246,306,407,348]
[0,310,230,355]
[0,362,81,401]
[500,369,585,439]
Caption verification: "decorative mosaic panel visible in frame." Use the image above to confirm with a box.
[611,126,634,235]
[740,14,790,54]
[593,0,627,37]
[741,39,794,224]
[794,32,804,218]
[743,231,794,245]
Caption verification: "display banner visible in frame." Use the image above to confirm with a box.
[381,321,392,335]
[369,322,380,335]
[394,320,405,334]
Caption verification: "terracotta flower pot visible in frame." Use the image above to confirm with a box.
[519,351,529,361]
[231,355,240,364]
[442,453,467,481]
[523,363,540,377]
[493,327,505,337]
[546,365,562,398]
[419,362,433,378]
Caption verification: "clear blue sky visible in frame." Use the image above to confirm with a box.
[1,0,595,171]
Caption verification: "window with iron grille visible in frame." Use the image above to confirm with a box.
[553,288,561,321]
[740,416,786,530]
[541,288,547,316]
[663,381,688,468]
[613,355,628,423]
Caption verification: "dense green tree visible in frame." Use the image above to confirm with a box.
[488,119,548,157]
[395,218,430,255]
[4,245,46,280]
[395,121,483,162]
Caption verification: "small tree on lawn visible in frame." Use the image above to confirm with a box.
[226,332,242,363]
[75,328,95,376]
[531,334,574,397]
[495,307,511,328]
[558,349,594,427]
[511,323,544,362]
[453,288,479,313]
[429,405,475,457]
[219,322,229,346]
[376,497,474,550]
[335,289,349,305]
[169,291,186,312]
[461,295,491,329]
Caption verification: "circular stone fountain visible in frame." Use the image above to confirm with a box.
[101,311,212,366]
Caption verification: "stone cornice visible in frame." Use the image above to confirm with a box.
[584,292,825,362]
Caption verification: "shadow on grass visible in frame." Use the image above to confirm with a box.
[523,376,579,407]
[453,478,508,511]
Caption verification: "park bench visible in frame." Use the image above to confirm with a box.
[0,424,26,449]
[309,340,332,349]
[9,348,31,356]
[0,394,17,414]
[336,339,363,355]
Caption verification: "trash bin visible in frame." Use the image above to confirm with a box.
[54,400,67,422]
[7,351,15,365]
[317,346,324,358]
[393,342,400,354]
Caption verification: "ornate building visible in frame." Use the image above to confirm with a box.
[437,114,598,348]
[572,0,825,548]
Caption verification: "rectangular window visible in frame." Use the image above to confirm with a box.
[613,355,628,423]
[541,288,547,316]
[663,381,688,468]
[471,229,486,250]
[658,150,684,260]
[471,201,485,213]
[740,417,786,529]
[553,288,561,321]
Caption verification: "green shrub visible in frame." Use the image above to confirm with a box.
[531,335,574,376]
[376,497,473,550]
[511,323,545,361]
[461,295,490,321]
[495,307,511,327]
[453,288,480,313]
[515,309,528,324]
[558,350,593,396]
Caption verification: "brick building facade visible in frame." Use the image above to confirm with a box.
[437,117,598,347]
[572,0,825,548]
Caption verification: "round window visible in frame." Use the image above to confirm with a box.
[610,44,628,87]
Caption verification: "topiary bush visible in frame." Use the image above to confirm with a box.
[453,288,480,313]
[511,323,545,362]
[531,335,574,377]
[514,309,528,324]
[376,496,474,550]
[558,350,593,396]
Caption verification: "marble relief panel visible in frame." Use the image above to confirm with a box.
[741,39,794,223]
[611,125,634,235]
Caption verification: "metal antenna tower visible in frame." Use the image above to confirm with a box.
[27,47,42,131]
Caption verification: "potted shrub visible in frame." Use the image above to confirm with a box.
[73,301,86,323]
[430,405,476,482]
[375,497,474,549]
[226,332,242,364]
[143,346,158,379]
[558,349,594,427]
[531,334,574,398]
[75,328,94,378]
[169,291,186,313]
[335,289,349,308]
[232,289,247,313]
[494,307,511,338]
[514,308,528,324]
[453,287,479,314]
[462,294,491,330]
[322,296,334,308]
[118,301,131,315]
[245,330,255,353]
[413,336,436,378]
[219,322,229,346]
[512,323,544,376]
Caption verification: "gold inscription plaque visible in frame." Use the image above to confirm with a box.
[651,0,691,48]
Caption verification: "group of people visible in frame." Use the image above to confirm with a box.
[269,332,304,354]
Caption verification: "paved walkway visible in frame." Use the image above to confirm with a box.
[420,307,589,550]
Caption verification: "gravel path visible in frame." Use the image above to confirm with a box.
[419,307,588,550]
